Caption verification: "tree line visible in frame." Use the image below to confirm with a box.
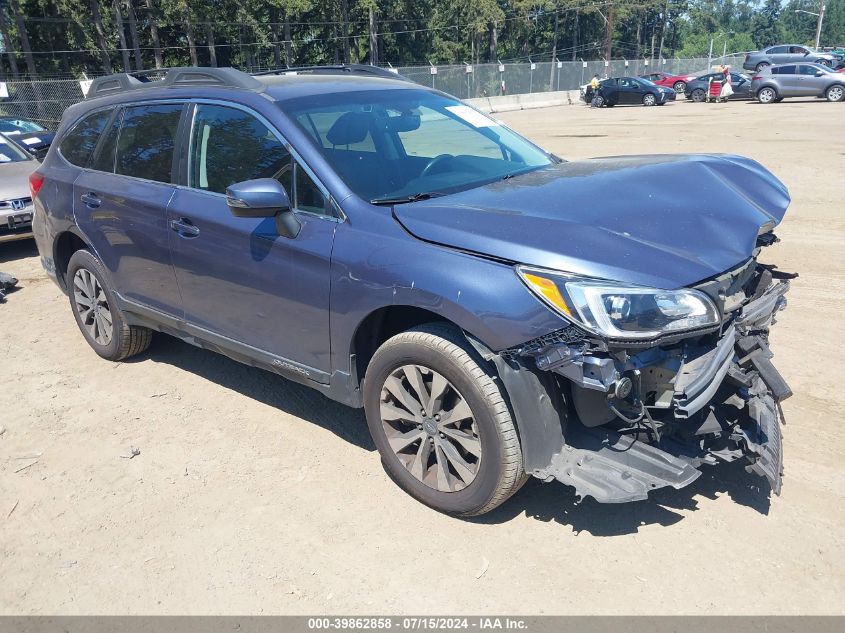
[0,0,842,79]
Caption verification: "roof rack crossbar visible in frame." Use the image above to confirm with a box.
[85,67,265,99]
[253,64,410,82]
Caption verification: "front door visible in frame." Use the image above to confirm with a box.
[167,103,336,378]
[73,103,184,316]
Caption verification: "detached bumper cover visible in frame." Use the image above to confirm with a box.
[498,270,792,504]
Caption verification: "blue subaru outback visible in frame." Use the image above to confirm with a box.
[31,66,794,516]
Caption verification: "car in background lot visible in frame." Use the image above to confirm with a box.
[744,45,841,72]
[639,71,698,94]
[593,76,676,106]
[0,133,36,243]
[685,71,753,102]
[0,116,55,160]
[752,63,845,103]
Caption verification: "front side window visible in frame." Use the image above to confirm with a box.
[188,104,327,215]
[59,109,112,167]
[282,88,552,203]
[115,104,183,183]
[189,104,291,194]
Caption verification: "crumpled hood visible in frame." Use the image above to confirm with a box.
[393,154,789,289]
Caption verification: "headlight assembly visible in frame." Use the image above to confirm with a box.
[517,266,720,340]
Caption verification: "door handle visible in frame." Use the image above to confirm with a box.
[170,217,200,238]
[80,192,101,208]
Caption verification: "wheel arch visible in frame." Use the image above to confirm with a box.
[53,228,92,293]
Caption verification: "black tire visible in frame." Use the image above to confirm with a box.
[691,88,706,102]
[673,81,686,93]
[591,94,605,108]
[363,323,526,517]
[825,84,845,102]
[66,249,152,361]
[756,62,770,72]
[817,59,831,67]
[643,93,657,106]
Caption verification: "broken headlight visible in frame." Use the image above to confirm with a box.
[517,266,720,340]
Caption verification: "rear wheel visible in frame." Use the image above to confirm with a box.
[691,88,706,102]
[673,81,687,93]
[756,62,770,72]
[643,93,657,106]
[817,59,832,68]
[66,250,152,361]
[825,84,845,102]
[363,324,526,516]
[757,87,777,104]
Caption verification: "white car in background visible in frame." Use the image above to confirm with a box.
[0,132,36,243]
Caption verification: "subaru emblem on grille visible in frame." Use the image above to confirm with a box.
[10,199,26,211]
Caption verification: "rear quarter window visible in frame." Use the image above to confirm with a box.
[59,109,112,167]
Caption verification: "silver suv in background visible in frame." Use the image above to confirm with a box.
[744,45,840,72]
[752,63,845,103]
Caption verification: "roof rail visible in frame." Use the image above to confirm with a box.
[253,64,412,82]
[85,67,266,99]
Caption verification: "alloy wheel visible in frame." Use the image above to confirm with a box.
[673,81,686,93]
[643,93,656,106]
[827,85,844,102]
[73,268,113,346]
[691,88,705,102]
[379,364,482,493]
[758,88,776,103]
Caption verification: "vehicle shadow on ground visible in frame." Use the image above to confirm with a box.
[0,239,38,264]
[474,461,772,534]
[134,334,374,452]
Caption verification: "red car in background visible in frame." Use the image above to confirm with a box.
[639,71,699,94]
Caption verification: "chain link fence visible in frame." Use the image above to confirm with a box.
[0,55,747,126]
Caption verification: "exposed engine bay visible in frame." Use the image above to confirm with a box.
[493,238,796,503]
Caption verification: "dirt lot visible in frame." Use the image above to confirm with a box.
[1,97,844,615]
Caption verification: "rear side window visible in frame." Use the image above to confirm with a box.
[115,104,183,183]
[776,65,797,75]
[90,110,122,173]
[59,109,112,167]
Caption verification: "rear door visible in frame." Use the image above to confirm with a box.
[773,65,800,95]
[768,46,789,64]
[73,102,185,315]
[166,102,336,377]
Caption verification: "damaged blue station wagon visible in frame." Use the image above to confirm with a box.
[31,66,794,516]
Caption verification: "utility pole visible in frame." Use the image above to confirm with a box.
[604,3,614,63]
[815,4,826,50]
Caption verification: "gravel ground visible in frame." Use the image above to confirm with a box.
[1,97,843,615]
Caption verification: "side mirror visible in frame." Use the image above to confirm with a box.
[226,178,300,239]
[815,70,824,76]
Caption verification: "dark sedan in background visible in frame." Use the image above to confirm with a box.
[684,71,754,102]
[592,76,676,106]
[0,116,55,160]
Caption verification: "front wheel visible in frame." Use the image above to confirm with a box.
[756,62,770,72]
[673,81,687,93]
[691,88,706,102]
[757,87,777,104]
[643,93,657,106]
[817,59,832,67]
[825,84,845,102]
[363,324,526,516]
[66,250,152,361]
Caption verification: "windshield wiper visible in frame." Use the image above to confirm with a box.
[370,192,441,206]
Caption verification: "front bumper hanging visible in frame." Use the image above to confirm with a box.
[494,267,793,504]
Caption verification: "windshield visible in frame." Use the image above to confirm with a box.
[0,134,31,163]
[281,89,552,203]
[0,118,46,134]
